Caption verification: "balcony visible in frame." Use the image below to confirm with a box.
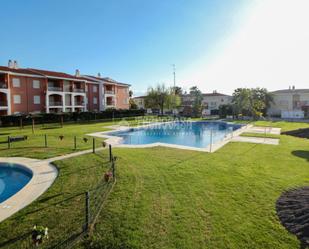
[105,90,115,95]
[0,101,7,107]
[48,86,63,92]
[73,88,85,93]
[49,101,63,106]
[0,82,7,89]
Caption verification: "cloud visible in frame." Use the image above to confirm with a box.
[181,0,309,94]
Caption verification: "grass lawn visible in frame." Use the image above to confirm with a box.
[0,117,152,159]
[0,120,309,249]
[240,132,281,139]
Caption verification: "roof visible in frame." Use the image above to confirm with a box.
[271,89,309,94]
[181,92,230,97]
[0,64,130,85]
[202,93,230,97]
[84,75,130,86]
[28,68,85,81]
[133,96,146,99]
[0,66,43,76]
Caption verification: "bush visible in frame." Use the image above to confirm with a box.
[0,110,145,127]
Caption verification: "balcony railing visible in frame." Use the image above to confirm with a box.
[48,86,63,92]
[105,90,115,95]
[49,101,63,106]
[74,101,84,106]
[0,83,7,89]
[73,88,85,93]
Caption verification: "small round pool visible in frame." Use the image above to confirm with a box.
[0,163,33,204]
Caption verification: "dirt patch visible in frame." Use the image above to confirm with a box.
[276,186,309,247]
[283,128,309,139]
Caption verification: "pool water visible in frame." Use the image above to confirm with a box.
[107,121,242,148]
[0,163,33,203]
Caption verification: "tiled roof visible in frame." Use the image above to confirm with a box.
[0,66,43,76]
[28,68,84,81]
[181,92,230,97]
[271,89,309,94]
[0,65,130,85]
[84,75,130,86]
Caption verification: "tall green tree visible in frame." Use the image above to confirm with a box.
[145,84,182,114]
[232,88,273,118]
[190,86,203,117]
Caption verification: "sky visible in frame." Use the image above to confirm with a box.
[1,0,309,96]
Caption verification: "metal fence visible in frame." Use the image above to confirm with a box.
[0,150,117,249]
[0,134,106,155]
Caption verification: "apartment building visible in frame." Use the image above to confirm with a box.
[180,91,232,115]
[132,96,146,109]
[0,61,130,116]
[268,86,309,118]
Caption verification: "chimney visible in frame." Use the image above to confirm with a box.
[97,72,101,78]
[292,85,295,90]
[13,60,18,69]
[8,60,13,68]
[289,86,291,90]
[75,69,80,77]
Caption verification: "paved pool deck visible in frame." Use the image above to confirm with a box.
[0,157,57,222]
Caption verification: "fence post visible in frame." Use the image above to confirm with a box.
[85,191,90,232]
[74,136,77,150]
[8,136,10,149]
[92,138,95,153]
[112,157,115,179]
[209,129,213,153]
[44,134,47,148]
[109,144,112,162]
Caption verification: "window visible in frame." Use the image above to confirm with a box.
[93,97,98,104]
[13,95,21,104]
[33,80,40,89]
[12,78,20,87]
[93,85,98,93]
[34,96,41,104]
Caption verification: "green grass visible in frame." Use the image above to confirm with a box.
[0,116,157,159]
[240,132,281,139]
[82,136,309,249]
[1,120,309,249]
[0,151,112,248]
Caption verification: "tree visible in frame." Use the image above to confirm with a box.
[145,84,169,114]
[128,90,138,109]
[189,86,203,117]
[129,99,138,109]
[232,88,273,118]
[145,84,182,114]
[232,88,251,117]
[218,104,233,118]
[171,86,183,95]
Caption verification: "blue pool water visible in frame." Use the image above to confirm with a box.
[107,121,242,148]
[0,163,32,203]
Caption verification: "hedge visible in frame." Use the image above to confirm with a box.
[0,109,145,127]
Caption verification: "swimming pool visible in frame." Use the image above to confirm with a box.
[0,163,33,204]
[106,121,243,149]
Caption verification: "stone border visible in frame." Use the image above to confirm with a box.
[0,157,58,222]
[88,121,252,153]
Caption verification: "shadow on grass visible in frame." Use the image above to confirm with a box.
[291,150,309,162]
[0,231,31,247]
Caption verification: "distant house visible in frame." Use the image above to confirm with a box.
[133,96,146,110]
[180,91,232,116]
[268,86,309,118]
